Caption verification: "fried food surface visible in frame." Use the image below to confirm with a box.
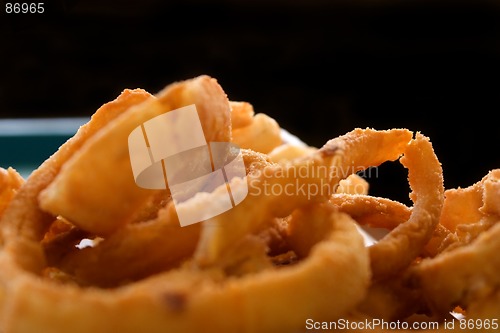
[0,75,498,332]
[38,76,231,236]
[194,128,413,267]
[0,167,24,219]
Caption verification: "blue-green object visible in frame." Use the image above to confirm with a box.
[0,118,89,178]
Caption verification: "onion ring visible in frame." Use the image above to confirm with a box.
[268,143,318,164]
[3,69,488,332]
[0,167,24,219]
[336,174,370,195]
[329,132,445,316]
[229,101,254,129]
[0,191,369,333]
[407,170,500,316]
[1,88,152,250]
[232,113,283,154]
[409,211,500,314]
[45,149,272,287]
[329,193,411,230]
[54,203,200,287]
[194,128,413,267]
[38,75,231,236]
[369,132,444,280]
[0,126,395,332]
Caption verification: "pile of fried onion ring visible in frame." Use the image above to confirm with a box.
[0,75,499,333]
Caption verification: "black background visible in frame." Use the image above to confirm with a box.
[1,0,499,204]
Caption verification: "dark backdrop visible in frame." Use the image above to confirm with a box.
[2,0,499,203]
